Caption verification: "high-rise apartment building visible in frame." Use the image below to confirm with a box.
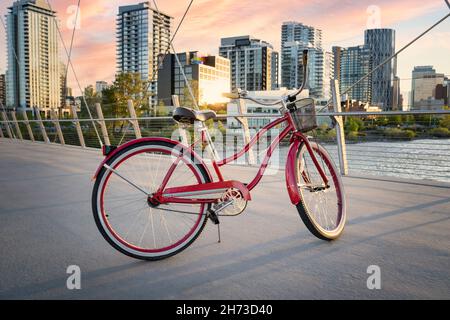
[281,21,322,49]
[280,22,333,99]
[281,21,322,90]
[6,0,60,114]
[333,45,372,103]
[364,28,396,110]
[158,51,231,106]
[117,2,172,106]
[282,41,333,99]
[219,36,278,91]
[0,74,6,107]
[411,66,445,110]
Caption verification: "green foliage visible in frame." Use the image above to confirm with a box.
[182,80,199,108]
[344,117,364,133]
[428,127,450,138]
[388,115,402,126]
[384,128,416,140]
[403,115,415,126]
[314,124,336,141]
[346,131,359,140]
[439,115,450,130]
[374,116,389,126]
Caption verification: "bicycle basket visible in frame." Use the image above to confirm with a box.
[290,98,317,132]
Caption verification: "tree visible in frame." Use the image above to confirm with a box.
[79,85,101,119]
[182,80,200,108]
[111,72,151,118]
[344,118,364,133]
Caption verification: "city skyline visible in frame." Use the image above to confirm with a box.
[0,0,449,106]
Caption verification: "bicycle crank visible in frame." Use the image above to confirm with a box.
[214,188,248,216]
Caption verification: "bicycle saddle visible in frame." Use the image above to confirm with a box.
[172,107,217,124]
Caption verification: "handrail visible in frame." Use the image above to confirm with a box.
[1,110,450,124]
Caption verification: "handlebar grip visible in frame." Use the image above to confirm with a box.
[302,49,308,67]
[446,0,450,9]
[222,92,240,99]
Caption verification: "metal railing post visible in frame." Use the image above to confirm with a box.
[331,79,348,176]
[235,98,256,165]
[10,111,23,140]
[95,103,110,146]
[172,95,188,145]
[71,106,85,148]
[127,100,142,139]
[21,109,35,142]
[50,109,65,145]
[34,107,50,143]
[1,111,14,139]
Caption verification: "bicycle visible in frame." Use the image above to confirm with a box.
[91,50,346,260]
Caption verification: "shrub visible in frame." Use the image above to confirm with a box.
[384,128,416,140]
[346,131,359,140]
[428,127,450,138]
[440,115,450,130]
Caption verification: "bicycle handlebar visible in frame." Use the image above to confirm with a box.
[224,50,309,107]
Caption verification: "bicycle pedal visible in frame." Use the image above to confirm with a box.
[208,209,220,225]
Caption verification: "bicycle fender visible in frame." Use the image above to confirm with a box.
[92,138,213,181]
[285,139,302,205]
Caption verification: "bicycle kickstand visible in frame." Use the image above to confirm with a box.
[208,209,221,243]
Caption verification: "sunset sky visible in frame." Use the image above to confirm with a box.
[0,0,449,106]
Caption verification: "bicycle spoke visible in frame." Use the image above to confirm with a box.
[97,144,207,256]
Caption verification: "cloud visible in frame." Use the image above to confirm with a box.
[1,0,448,95]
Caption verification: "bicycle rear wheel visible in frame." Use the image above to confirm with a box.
[295,142,346,240]
[92,140,211,260]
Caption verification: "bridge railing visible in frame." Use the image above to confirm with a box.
[1,107,450,183]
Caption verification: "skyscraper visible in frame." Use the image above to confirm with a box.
[364,28,396,110]
[0,74,6,108]
[6,0,61,114]
[116,2,172,106]
[333,45,372,103]
[280,22,333,99]
[219,35,278,91]
[281,21,322,90]
[281,21,322,49]
[282,43,334,99]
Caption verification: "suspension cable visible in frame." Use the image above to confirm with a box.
[62,0,81,119]
[151,0,200,110]
[45,0,104,147]
[117,0,195,146]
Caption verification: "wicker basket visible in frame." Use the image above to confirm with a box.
[290,98,317,132]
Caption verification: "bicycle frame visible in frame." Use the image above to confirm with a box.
[151,112,330,206]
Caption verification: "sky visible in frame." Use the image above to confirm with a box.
[0,0,449,105]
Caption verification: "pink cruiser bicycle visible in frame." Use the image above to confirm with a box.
[91,51,346,260]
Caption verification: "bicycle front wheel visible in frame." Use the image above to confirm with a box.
[92,140,211,261]
[295,142,346,240]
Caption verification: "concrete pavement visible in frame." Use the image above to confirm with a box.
[0,139,449,299]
